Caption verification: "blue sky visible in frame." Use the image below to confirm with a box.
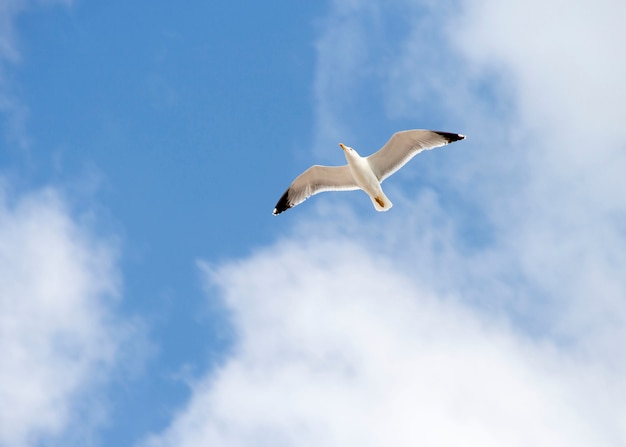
[1,0,626,446]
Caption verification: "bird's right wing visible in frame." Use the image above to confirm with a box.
[367,130,465,182]
[273,165,358,215]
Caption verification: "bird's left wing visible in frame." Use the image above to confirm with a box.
[273,165,358,215]
[367,130,465,182]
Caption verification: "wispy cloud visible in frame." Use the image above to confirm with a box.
[0,186,136,447]
[141,0,626,445]
[0,0,71,148]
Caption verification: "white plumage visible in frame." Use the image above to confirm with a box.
[272,129,465,215]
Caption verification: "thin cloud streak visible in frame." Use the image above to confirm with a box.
[0,0,72,148]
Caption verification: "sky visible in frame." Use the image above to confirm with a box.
[1,0,625,446]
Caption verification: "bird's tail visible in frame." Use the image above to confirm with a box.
[371,193,393,212]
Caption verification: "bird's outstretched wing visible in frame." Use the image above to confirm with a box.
[367,130,465,182]
[273,165,358,215]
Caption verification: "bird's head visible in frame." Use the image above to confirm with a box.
[339,143,358,160]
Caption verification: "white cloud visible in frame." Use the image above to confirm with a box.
[446,0,626,359]
[140,237,623,446]
[454,0,626,136]
[141,0,626,445]
[0,186,131,447]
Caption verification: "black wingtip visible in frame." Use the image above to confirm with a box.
[272,189,292,215]
[435,131,466,143]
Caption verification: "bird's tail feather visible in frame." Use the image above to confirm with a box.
[371,194,393,212]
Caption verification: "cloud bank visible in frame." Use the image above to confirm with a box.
[141,237,621,446]
[142,0,626,445]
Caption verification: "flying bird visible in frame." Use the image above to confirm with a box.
[272,129,466,215]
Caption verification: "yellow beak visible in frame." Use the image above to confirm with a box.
[339,143,346,151]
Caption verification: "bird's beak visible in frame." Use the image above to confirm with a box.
[339,143,346,151]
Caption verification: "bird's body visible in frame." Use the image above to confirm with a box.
[272,129,465,215]
[343,144,393,211]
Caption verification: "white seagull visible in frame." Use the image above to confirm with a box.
[272,129,466,215]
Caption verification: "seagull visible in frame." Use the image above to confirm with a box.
[272,129,466,215]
